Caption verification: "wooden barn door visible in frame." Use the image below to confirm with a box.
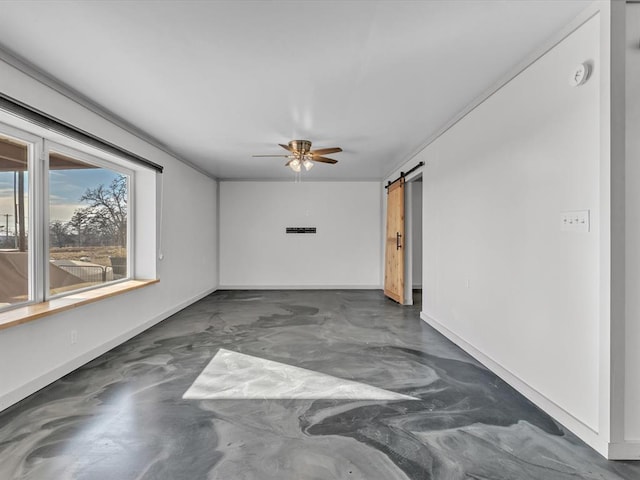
[384,178,404,303]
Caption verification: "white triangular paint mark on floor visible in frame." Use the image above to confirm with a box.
[183,349,418,400]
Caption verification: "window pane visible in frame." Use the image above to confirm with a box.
[49,151,128,296]
[0,135,29,309]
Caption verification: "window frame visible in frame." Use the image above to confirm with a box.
[0,123,42,310]
[0,120,137,312]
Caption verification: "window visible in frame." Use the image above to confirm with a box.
[0,133,30,309]
[0,124,133,312]
[47,145,131,297]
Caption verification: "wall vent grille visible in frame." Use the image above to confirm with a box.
[286,227,317,234]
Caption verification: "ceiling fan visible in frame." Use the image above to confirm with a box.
[253,140,342,172]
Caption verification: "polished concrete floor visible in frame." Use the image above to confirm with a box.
[1,290,639,479]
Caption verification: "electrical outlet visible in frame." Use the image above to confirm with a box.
[561,210,590,233]
[70,330,78,345]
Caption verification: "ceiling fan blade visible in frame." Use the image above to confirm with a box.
[279,143,294,152]
[311,156,338,164]
[252,154,290,157]
[310,147,342,156]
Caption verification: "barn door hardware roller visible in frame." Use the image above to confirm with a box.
[385,161,425,190]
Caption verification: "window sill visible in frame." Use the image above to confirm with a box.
[0,279,159,331]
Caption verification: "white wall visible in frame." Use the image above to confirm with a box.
[420,13,601,429]
[219,181,381,288]
[0,56,218,410]
[625,2,640,444]
[384,5,631,457]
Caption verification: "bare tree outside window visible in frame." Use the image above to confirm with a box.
[63,175,127,249]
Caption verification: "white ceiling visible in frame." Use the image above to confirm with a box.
[0,0,590,180]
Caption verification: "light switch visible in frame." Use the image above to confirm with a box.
[561,210,590,233]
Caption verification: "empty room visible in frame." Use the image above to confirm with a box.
[0,1,639,479]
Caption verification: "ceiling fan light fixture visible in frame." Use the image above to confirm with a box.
[289,158,302,172]
[303,158,314,171]
[254,140,341,174]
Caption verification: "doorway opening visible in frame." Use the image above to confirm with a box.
[404,176,422,306]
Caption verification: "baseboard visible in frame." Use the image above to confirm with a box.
[218,285,382,290]
[420,311,610,458]
[0,287,217,413]
[608,441,640,460]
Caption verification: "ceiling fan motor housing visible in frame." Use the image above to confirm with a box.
[289,139,312,154]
